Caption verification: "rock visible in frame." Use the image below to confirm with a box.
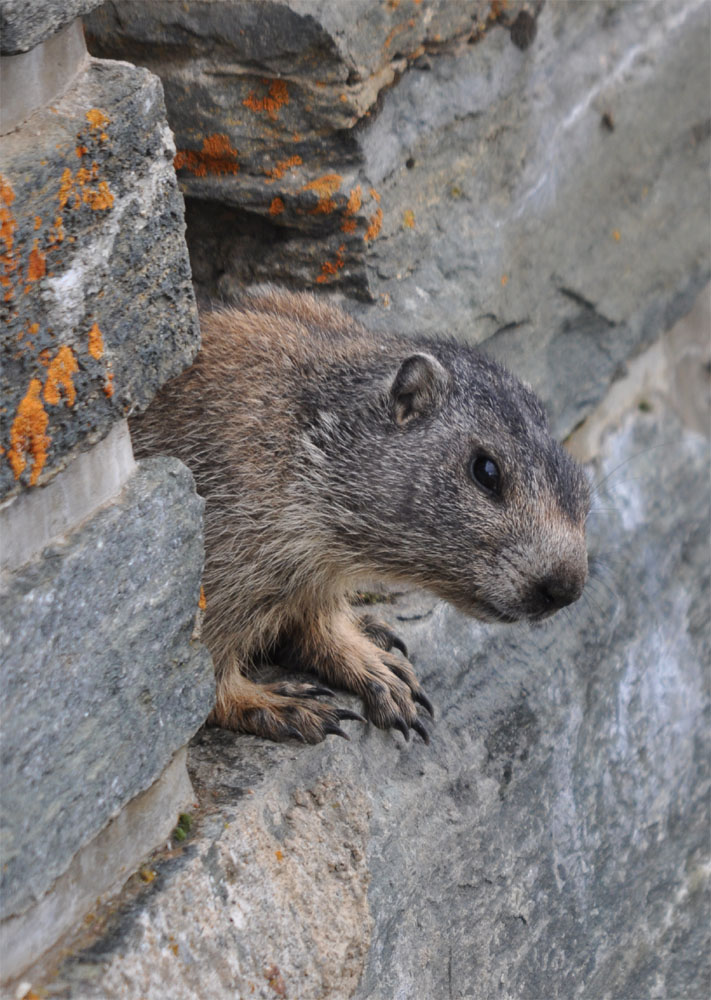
[0,457,214,924]
[24,336,710,999]
[85,0,711,437]
[0,55,199,500]
[0,0,103,54]
[0,748,196,984]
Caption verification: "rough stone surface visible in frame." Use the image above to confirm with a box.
[0,56,199,500]
[86,0,711,437]
[0,748,195,983]
[0,457,214,921]
[0,419,134,575]
[0,0,103,54]
[23,348,710,999]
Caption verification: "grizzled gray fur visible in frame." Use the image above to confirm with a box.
[130,289,589,744]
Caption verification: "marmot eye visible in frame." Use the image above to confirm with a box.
[470,454,502,496]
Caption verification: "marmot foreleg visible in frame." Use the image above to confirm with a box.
[280,603,432,743]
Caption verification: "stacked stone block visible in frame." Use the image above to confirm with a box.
[0,0,213,982]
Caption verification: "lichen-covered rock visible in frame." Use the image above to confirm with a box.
[0,457,214,922]
[0,57,198,500]
[85,0,711,437]
[84,0,531,298]
[0,0,103,54]
[27,347,710,1000]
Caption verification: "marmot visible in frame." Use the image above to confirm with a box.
[130,289,589,744]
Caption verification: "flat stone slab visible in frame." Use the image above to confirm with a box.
[0,55,198,499]
[0,457,214,923]
[22,384,710,998]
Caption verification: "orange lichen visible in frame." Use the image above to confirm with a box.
[86,108,109,129]
[316,244,346,284]
[48,215,65,246]
[612,229,621,242]
[269,197,285,216]
[242,79,289,121]
[345,186,362,215]
[174,134,239,177]
[86,108,109,141]
[1,175,18,302]
[44,345,78,407]
[85,181,114,210]
[34,215,42,230]
[76,145,88,158]
[500,273,509,286]
[59,163,114,212]
[103,372,114,398]
[341,185,362,233]
[264,154,302,182]
[198,586,207,610]
[364,207,383,242]
[8,378,50,484]
[369,187,381,203]
[58,167,77,210]
[88,321,104,359]
[403,208,415,229]
[26,240,46,283]
[303,173,342,215]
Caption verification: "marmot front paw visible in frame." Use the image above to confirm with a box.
[297,611,433,744]
[210,674,365,743]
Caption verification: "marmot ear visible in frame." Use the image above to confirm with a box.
[390,352,451,425]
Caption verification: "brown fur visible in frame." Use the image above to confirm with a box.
[130,289,589,743]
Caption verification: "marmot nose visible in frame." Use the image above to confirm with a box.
[535,571,585,613]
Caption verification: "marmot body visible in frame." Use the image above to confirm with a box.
[131,289,589,743]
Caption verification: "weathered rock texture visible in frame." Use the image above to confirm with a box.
[0,457,213,921]
[0,52,198,499]
[21,321,710,998]
[0,0,102,54]
[86,0,711,437]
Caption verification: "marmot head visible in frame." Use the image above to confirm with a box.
[303,341,590,624]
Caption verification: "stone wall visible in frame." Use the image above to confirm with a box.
[86,0,711,435]
[2,1,710,997]
[0,0,213,983]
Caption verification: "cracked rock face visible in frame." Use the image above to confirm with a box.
[29,371,710,998]
[86,0,711,438]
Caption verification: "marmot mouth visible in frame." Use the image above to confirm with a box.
[462,595,521,625]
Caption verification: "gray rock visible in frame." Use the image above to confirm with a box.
[85,0,710,437]
[0,0,103,54]
[0,457,214,921]
[28,389,710,998]
[0,57,199,500]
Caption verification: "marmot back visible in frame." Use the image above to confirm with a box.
[131,289,590,743]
